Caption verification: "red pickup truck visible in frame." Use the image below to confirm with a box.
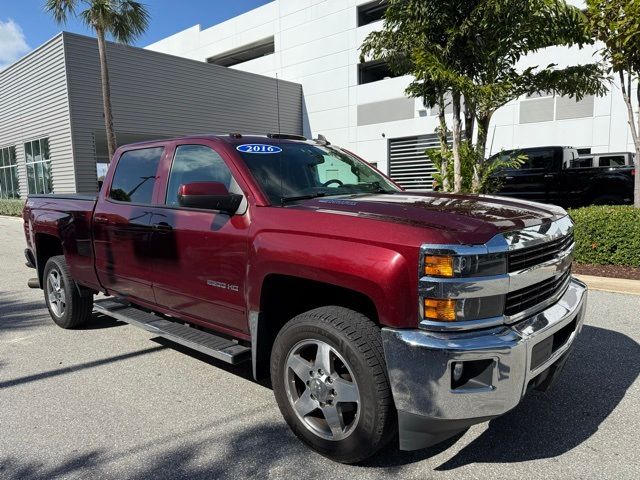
[23,134,586,463]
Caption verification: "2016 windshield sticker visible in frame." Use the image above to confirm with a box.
[237,144,282,154]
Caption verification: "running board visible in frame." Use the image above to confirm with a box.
[94,298,251,364]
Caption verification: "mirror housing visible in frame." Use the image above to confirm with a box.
[177,182,242,214]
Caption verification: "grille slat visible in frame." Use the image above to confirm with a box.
[505,269,572,317]
[508,234,573,272]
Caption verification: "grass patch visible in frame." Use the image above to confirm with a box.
[0,199,24,217]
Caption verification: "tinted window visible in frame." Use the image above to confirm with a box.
[110,147,163,203]
[166,145,232,206]
[521,150,554,170]
[570,157,593,168]
[599,155,625,167]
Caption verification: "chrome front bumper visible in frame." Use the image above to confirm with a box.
[382,277,587,451]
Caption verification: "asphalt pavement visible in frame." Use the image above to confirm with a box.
[1,215,639,479]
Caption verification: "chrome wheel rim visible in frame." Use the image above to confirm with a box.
[284,339,360,441]
[47,269,66,318]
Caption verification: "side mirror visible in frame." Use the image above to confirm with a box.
[177,182,242,214]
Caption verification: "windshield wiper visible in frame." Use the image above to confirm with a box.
[280,192,327,204]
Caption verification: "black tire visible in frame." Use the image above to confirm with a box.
[43,255,93,329]
[592,194,624,205]
[270,306,396,464]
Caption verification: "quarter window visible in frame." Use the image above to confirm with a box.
[0,146,20,199]
[25,138,53,194]
[165,145,232,206]
[109,147,164,203]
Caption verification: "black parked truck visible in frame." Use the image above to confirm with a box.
[491,146,635,207]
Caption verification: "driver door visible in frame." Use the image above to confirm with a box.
[147,142,250,335]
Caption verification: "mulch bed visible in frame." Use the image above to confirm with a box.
[572,263,640,281]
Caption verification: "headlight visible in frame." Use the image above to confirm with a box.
[423,253,506,278]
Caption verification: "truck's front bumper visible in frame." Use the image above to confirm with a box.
[381,277,587,451]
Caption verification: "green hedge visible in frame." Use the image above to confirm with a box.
[0,199,24,217]
[569,206,640,267]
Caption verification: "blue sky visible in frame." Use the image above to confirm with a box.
[0,0,271,68]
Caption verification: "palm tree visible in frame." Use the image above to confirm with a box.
[45,0,149,162]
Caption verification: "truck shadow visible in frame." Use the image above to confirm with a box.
[430,324,639,470]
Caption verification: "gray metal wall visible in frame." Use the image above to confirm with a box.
[0,34,76,195]
[63,33,303,194]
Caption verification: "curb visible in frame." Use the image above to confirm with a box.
[574,274,640,296]
[0,215,22,221]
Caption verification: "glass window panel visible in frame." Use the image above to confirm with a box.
[35,162,44,194]
[27,164,36,194]
[10,166,20,198]
[110,147,163,203]
[166,145,232,206]
[0,169,7,199]
[42,161,53,193]
[32,140,41,163]
[25,142,33,164]
[41,139,50,160]
[1,148,6,167]
[9,146,17,165]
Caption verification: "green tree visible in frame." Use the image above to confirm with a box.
[587,0,640,208]
[361,0,607,194]
[45,0,149,162]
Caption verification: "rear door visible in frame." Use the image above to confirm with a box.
[93,145,165,304]
[146,141,251,335]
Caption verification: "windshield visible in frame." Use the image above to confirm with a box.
[237,142,400,204]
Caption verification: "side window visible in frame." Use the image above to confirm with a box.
[316,153,359,187]
[570,157,593,168]
[522,150,554,170]
[598,155,625,167]
[109,147,163,203]
[165,145,232,206]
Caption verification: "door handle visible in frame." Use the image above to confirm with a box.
[152,222,173,232]
[94,215,110,224]
[544,174,555,179]
[504,176,514,180]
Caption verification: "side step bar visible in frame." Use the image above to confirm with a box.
[94,298,251,364]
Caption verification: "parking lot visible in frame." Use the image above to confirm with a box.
[1,214,639,479]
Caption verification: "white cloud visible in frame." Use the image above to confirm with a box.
[0,19,31,70]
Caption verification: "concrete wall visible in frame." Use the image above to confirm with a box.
[64,33,303,194]
[146,0,638,176]
[0,34,75,195]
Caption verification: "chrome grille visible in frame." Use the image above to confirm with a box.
[505,268,572,317]
[507,234,573,273]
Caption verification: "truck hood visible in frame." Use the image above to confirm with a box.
[291,192,567,244]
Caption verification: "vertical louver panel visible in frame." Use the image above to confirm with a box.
[388,134,440,191]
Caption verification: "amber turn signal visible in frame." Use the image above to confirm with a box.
[424,255,454,277]
[424,298,457,321]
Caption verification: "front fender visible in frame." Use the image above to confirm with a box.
[248,232,417,328]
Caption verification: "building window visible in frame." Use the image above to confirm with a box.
[207,37,275,67]
[0,146,20,199]
[358,60,398,84]
[25,138,53,195]
[357,1,388,27]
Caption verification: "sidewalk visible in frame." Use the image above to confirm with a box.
[574,274,640,296]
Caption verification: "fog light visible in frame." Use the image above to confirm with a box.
[452,362,464,382]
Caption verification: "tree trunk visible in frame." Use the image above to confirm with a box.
[472,113,491,193]
[451,91,463,193]
[437,92,450,192]
[620,71,640,208]
[96,28,117,162]
[464,101,475,143]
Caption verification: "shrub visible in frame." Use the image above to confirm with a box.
[569,205,640,267]
[0,199,24,217]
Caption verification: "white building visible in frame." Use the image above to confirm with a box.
[147,0,636,190]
